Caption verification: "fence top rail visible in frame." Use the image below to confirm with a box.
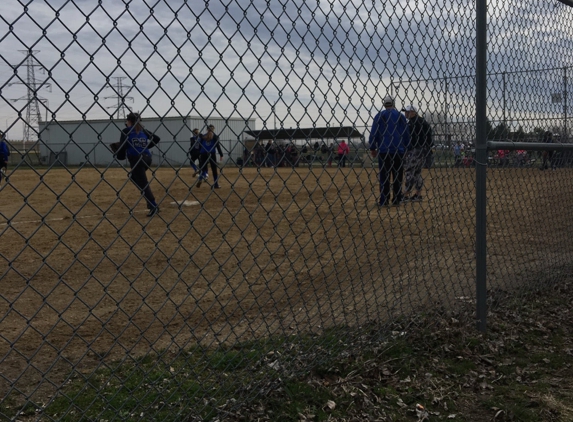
[487,141,573,152]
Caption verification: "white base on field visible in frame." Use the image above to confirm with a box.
[171,200,200,207]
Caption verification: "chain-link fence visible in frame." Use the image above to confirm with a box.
[1,0,572,420]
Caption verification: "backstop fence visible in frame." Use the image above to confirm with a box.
[0,0,572,420]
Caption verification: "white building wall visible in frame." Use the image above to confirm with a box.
[39,116,256,166]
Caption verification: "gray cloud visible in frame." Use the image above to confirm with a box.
[0,0,572,140]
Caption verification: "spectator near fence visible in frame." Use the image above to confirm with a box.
[453,142,462,167]
[253,142,264,167]
[402,105,433,202]
[369,95,410,207]
[327,143,334,167]
[337,139,350,167]
[540,131,555,171]
[516,149,527,166]
[286,143,299,167]
[497,149,509,167]
[264,140,276,167]
[241,146,250,167]
[0,131,9,184]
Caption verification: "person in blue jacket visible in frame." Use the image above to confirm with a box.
[369,96,410,206]
[0,131,9,184]
[197,124,224,189]
[116,112,161,217]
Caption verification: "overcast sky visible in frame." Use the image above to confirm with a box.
[0,0,572,141]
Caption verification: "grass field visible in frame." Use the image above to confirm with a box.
[0,164,572,402]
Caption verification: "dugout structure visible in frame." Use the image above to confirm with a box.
[243,126,366,166]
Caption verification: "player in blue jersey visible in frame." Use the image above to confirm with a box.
[0,131,9,184]
[116,113,161,217]
[196,124,224,189]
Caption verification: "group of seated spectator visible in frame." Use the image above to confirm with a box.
[240,140,354,168]
[489,150,532,167]
[242,142,302,168]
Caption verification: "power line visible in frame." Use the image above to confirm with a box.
[8,50,51,142]
[104,76,134,120]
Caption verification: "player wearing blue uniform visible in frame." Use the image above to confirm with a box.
[0,131,9,184]
[197,124,224,189]
[116,113,161,217]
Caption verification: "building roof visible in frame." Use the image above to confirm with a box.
[244,126,364,141]
[39,115,253,125]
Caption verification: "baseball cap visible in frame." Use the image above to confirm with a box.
[382,96,394,106]
[402,105,418,112]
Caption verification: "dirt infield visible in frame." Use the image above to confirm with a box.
[0,165,572,399]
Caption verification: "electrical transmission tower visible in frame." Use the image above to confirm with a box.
[105,77,134,120]
[9,50,52,143]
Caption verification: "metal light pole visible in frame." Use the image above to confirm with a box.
[390,79,400,99]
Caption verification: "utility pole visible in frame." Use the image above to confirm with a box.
[105,77,134,120]
[9,50,52,145]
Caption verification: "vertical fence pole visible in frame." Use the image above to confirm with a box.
[445,76,449,143]
[564,67,568,141]
[475,0,488,332]
[502,72,506,127]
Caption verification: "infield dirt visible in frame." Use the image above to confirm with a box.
[0,165,571,399]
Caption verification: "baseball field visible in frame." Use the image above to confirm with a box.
[0,164,572,398]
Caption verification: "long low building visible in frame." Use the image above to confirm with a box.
[38,116,256,167]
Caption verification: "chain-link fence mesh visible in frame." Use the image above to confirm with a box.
[1,0,572,420]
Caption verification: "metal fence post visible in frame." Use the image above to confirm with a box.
[564,66,568,141]
[475,0,488,332]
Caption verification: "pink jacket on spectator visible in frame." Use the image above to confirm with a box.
[337,142,350,155]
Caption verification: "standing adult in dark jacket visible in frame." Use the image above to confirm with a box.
[116,112,161,217]
[197,124,224,189]
[189,128,202,177]
[265,140,277,167]
[402,105,433,201]
[369,96,410,206]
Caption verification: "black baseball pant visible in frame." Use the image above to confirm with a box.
[199,152,219,184]
[128,154,156,208]
[0,159,6,183]
[377,152,404,205]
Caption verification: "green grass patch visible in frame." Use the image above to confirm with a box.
[3,280,573,422]
[5,328,363,422]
